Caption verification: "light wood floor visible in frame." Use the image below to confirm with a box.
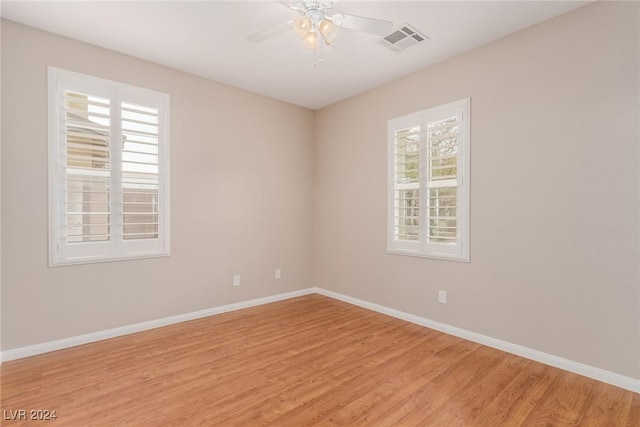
[2,294,638,426]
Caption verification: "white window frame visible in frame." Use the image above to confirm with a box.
[48,67,170,266]
[387,98,470,262]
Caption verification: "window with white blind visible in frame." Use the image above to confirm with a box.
[48,67,170,265]
[387,98,469,262]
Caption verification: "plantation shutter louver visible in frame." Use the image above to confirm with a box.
[387,99,469,262]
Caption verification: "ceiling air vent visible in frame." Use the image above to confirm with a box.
[381,24,428,52]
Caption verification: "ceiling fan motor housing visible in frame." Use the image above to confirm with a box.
[295,0,338,27]
[306,9,325,27]
[295,0,337,12]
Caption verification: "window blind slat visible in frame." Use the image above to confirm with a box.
[122,106,158,116]
[66,106,110,119]
[66,130,110,142]
[122,128,159,138]
[123,148,159,156]
[67,142,110,153]
[122,117,159,127]
[122,159,158,167]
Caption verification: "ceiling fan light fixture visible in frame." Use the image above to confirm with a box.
[302,31,318,50]
[318,19,338,44]
[247,1,395,62]
[292,16,312,39]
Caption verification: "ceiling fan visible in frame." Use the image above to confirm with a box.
[247,0,394,51]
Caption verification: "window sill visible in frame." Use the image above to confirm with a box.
[386,248,469,263]
[49,251,171,267]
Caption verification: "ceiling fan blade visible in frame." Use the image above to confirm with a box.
[278,1,302,12]
[247,21,292,43]
[332,14,393,36]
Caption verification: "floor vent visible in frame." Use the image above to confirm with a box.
[380,24,429,52]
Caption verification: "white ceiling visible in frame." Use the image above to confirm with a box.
[1,0,589,110]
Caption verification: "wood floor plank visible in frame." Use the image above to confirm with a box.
[473,360,560,426]
[1,294,638,426]
[414,353,526,425]
[259,335,464,426]
[522,367,595,425]
[381,344,504,426]
[576,381,634,427]
[313,336,478,426]
[626,393,640,426]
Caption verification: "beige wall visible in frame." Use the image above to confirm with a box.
[1,20,315,350]
[314,1,640,379]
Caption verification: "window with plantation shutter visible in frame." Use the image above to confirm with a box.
[49,67,170,265]
[387,99,469,262]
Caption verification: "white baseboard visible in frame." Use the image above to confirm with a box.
[1,288,315,362]
[3,286,639,394]
[314,287,640,393]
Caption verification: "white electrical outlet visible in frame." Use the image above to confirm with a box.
[233,275,241,286]
[438,290,447,304]
[275,269,281,279]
